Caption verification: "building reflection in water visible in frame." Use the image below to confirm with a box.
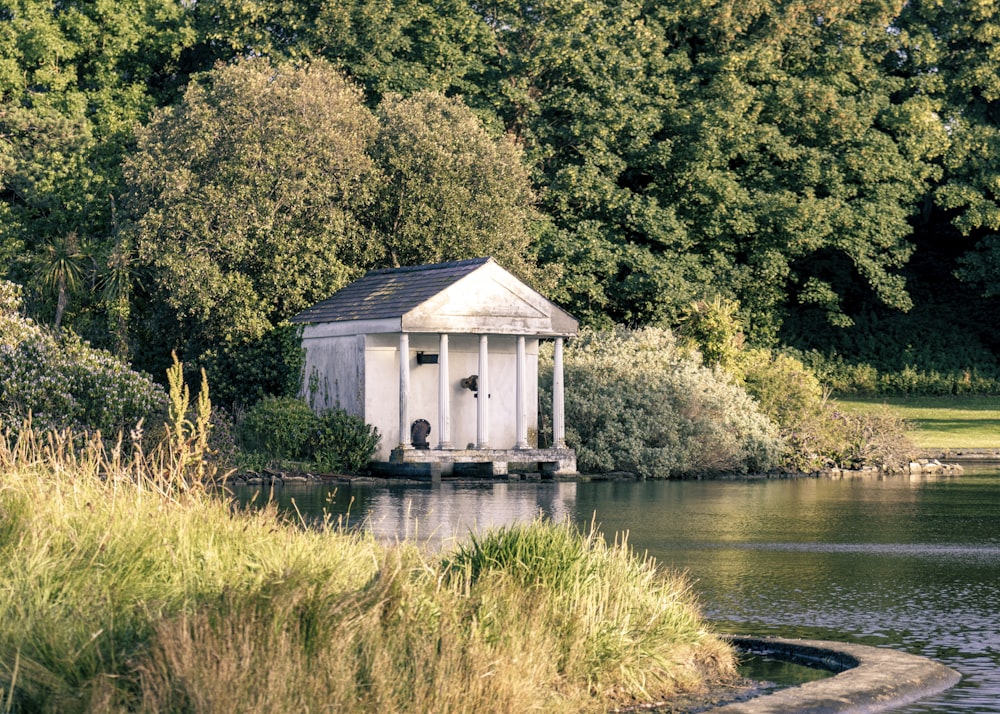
[358,481,579,549]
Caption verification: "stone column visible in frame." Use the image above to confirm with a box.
[398,332,411,449]
[437,333,452,449]
[515,335,528,449]
[477,334,490,449]
[552,336,566,449]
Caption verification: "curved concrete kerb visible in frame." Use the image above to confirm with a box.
[713,636,961,713]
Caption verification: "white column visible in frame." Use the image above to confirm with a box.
[437,333,452,449]
[398,332,411,449]
[552,336,566,449]
[515,335,528,449]
[477,334,490,449]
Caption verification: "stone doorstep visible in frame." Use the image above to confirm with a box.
[382,447,577,479]
[711,636,961,714]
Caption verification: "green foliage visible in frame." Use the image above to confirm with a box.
[736,348,914,471]
[796,350,1000,396]
[125,57,377,350]
[737,349,825,431]
[206,406,240,471]
[313,409,380,474]
[833,408,914,471]
[678,297,744,371]
[240,396,379,473]
[35,231,88,330]
[202,323,305,409]
[545,327,783,478]
[0,445,736,711]
[239,396,379,473]
[6,0,1000,409]
[123,57,543,398]
[0,281,166,436]
[239,396,317,462]
[893,0,1000,298]
[371,91,542,283]
[0,0,197,334]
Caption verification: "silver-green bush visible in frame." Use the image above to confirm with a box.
[0,281,167,436]
[542,327,782,478]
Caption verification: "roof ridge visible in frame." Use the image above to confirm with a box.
[365,256,492,277]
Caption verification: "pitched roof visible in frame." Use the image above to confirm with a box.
[290,257,493,325]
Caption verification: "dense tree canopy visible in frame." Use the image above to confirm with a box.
[0,0,196,305]
[122,57,542,402]
[125,58,378,350]
[371,90,541,279]
[3,0,1000,394]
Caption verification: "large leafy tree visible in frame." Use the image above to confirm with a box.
[471,0,940,340]
[124,57,543,404]
[370,91,541,281]
[892,0,1000,299]
[124,58,379,399]
[659,0,938,341]
[184,0,494,99]
[469,0,698,327]
[0,0,197,331]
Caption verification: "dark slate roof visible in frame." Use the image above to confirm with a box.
[290,257,493,324]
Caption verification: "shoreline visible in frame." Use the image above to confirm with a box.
[224,458,967,487]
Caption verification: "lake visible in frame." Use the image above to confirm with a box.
[229,466,1000,712]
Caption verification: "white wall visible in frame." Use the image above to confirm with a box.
[299,332,366,415]
[364,333,539,461]
[301,329,541,462]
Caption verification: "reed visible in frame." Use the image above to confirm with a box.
[0,426,736,713]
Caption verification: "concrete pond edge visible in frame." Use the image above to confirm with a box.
[711,636,961,713]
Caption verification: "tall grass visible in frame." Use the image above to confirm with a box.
[0,426,736,713]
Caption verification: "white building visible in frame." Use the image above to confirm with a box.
[291,258,579,479]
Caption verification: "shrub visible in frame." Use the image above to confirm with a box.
[313,408,380,474]
[677,296,744,372]
[542,327,783,478]
[735,348,914,472]
[737,349,823,427]
[201,323,305,409]
[207,406,240,471]
[238,397,379,473]
[795,349,1000,396]
[0,280,167,437]
[239,396,317,460]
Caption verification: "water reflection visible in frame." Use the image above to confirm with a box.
[230,480,579,549]
[228,469,1000,713]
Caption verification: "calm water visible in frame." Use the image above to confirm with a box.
[230,467,1000,712]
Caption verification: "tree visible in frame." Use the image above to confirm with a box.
[36,231,88,330]
[892,0,1000,298]
[125,57,379,343]
[370,91,542,282]
[124,57,544,404]
[0,0,198,335]
[471,0,937,340]
[185,0,494,99]
[124,57,379,399]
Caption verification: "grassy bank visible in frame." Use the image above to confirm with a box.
[0,428,736,713]
[833,395,1000,449]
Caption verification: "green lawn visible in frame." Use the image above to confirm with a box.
[833,395,1000,449]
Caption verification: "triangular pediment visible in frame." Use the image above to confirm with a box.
[404,261,576,336]
[293,258,577,336]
